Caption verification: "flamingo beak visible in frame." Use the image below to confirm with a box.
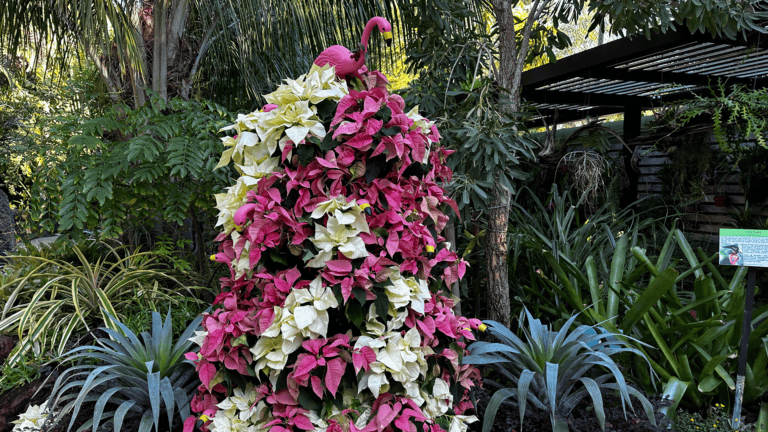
[383,31,393,47]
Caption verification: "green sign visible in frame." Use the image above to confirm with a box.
[719,229,768,268]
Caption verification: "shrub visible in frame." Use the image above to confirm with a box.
[18,93,233,242]
[675,404,736,432]
[463,309,657,432]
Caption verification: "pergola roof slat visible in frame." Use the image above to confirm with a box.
[542,77,600,91]
[675,51,768,74]
[625,83,669,95]
[596,81,656,94]
[522,23,768,125]
[612,42,707,69]
[711,60,768,77]
[561,79,619,93]
[626,43,730,71]
[649,46,750,72]
[735,68,768,78]
[537,76,584,90]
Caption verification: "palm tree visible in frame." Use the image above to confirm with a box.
[0,0,404,107]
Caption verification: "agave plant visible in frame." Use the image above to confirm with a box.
[463,309,656,432]
[45,310,204,432]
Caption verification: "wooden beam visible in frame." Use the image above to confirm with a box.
[523,89,650,107]
[622,104,642,208]
[525,106,624,126]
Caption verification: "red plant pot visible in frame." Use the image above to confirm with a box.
[714,195,727,207]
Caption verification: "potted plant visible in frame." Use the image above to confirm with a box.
[711,160,735,207]
[725,200,768,228]
[713,194,728,206]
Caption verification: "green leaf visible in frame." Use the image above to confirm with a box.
[381,126,401,136]
[113,400,136,432]
[658,378,689,423]
[698,373,722,393]
[297,144,315,166]
[365,155,386,184]
[352,287,367,306]
[483,388,516,432]
[689,342,735,390]
[269,252,288,266]
[373,291,389,320]
[699,355,729,383]
[621,267,678,333]
[92,386,121,432]
[298,388,323,411]
[347,302,364,327]
[375,106,392,124]
[606,234,628,325]
[319,133,338,152]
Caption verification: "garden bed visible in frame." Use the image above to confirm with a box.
[469,387,671,432]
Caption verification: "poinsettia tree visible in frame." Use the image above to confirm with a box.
[184,63,483,432]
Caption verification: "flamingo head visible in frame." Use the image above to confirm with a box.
[352,43,366,61]
[378,20,393,46]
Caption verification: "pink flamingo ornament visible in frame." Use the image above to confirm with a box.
[313,16,392,80]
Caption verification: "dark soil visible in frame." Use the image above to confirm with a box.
[0,369,57,432]
[0,336,14,362]
[0,332,106,432]
[469,388,673,432]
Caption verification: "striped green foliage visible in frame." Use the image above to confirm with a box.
[0,244,180,369]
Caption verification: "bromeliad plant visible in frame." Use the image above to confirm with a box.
[509,184,670,278]
[464,309,656,432]
[507,184,672,315]
[45,311,204,432]
[185,60,482,431]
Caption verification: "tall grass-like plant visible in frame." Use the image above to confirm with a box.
[45,311,204,432]
[0,244,183,367]
[464,309,656,432]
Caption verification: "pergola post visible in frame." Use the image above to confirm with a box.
[621,104,642,208]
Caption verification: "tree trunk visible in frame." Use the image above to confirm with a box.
[487,0,518,327]
[486,188,511,326]
[82,39,121,102]
[167,0,189,64]
[494,0,515,91]
[190,205,206,275]
[130,6,148,107]
[152,0,168,100]
[158,1,168,101]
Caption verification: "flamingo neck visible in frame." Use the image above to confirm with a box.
[360,17,387,52]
